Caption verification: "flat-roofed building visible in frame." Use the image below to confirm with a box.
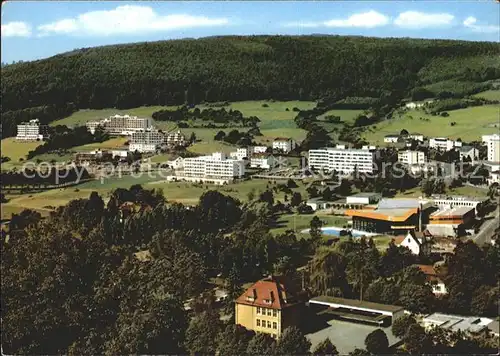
[308,296,405,327]
[422,313,493,334]
[458,145,479,163]
[183,152,245,180]
[250,154,275,169]
[74,149,113,164]
[308,146,376,174]
[16,119,48,141]
[87,115,153,136]
[427,206,475,237]
[273,138,296,153]
[482,134,500,163]
[345,198,433,234]
[253,145,269,154]
[230,147,252,160]
[429,195,485,212]
[384,134,400,143]
[408,133,424,142]
[235,275,305,338]
[346,192,381,205]
[429,137,462,151]
[166,130,186,147]
[129,130,164,153]
[398,150,426,165]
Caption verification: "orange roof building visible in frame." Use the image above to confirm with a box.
[235,276,305,338]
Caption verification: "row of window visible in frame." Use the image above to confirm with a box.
[256,319,278,329]
[256,307,277,317]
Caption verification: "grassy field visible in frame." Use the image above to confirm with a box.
[363,105,499,145]
[1,138,43,169]
[189,141,237,155]
[472,90,500,101]
[318,109,364,123]
[50,106,180,127]
[271,213,349,235]
[72,137,128,152]
[395,184,488,199]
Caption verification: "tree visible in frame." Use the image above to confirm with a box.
[290,192,303,207]
[399,283,434,314]
[259,190,274,206]
[403,324,432,355]
[309,216,323,241]
[391,314,417,338]
[185,311,222,355]
[247,188,256,202]
[348,348,370,356]
[214,130,226,141]
[364,329,389,354]
[275,326,312,355]
[309,249,348,296]
[313,337,338,355]
[189,132,197,143]
[225,264,243,315]
[336,179,352,196]
[287,178,298,188]
[379,241,415,277]
[216,324,255,356]
[400,129,409,136]
[246,332,276,355]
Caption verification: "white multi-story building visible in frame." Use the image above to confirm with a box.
[87,115,153,136]
[16,119,48,141]
[429,195,485,211]
[384,134,400,143]
[408,133,424,142]
[272,138,296,153]
[250,154,275,169]
[129,130,164,152]
[308,146,376,174]
[458,145,479,163]
[253,146,268,154]
[429,137,462,151]
[482,134,500,163]
[230,147,252,160]
[183,152,245,180]
[398,150,426,165]
[166,130,186,147]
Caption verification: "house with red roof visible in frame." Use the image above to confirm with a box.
[235,275,305,338]
[415,264,448,295]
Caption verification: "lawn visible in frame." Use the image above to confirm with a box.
[188,141,237,155]
[362,105,500,145]
[72,137,128,152]
[50,106,180,127]
[395,185,488,199]
[271,213,349,235]
[1,138,43,169]
[318,109,364,123]
[472,90,500,101]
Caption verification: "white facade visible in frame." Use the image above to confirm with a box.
[482,134,500,163]
[430,195,484,211]
[183,152,245,179]
[16,119,47,141]
[230,147,251,160]
[166,130,186,147]
[87,115,153,136]
[429,137,462,151]
[253,146,268,154]
[111,150,129,158]
[384,135,400,143]
[168,157,185,169]
[488,171,499,185]
[308,146,376,174]
[398,231,431,256]
[346,193,381,205]
[129,143,157,153]
[458,146,479,163]
[130,130,165,145]
[409,133,424,142]
[273,138,296,153]
[250,155,275,169]
[398,150,426,165]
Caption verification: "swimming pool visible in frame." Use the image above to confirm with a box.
[301,226,377,237]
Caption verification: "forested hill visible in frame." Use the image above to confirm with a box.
[2,35,500,136]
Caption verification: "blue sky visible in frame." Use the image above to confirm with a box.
[2,1,499,63]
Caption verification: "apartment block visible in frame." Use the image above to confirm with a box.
[166,130,186,147]
[86,115,153,135]
[16,119,48,141]
[482,134,500,163]
[183,152,245,179]
[398,150,426,165]
[230,147,252,160]
[429,137,462,151]
[272,138,296,153]
[250,154,276,169]
[308,146,376,174]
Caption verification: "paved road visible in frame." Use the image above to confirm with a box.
[473,209,500,246]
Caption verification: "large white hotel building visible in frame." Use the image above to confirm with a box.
[183,152,245,180]
[129,130,165,152]
[482,134,500,163]
[16,119,48,141]
[308,145,376,174]
[87,115,153,135]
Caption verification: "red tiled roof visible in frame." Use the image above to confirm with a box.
[415,264,437,276]
[235,276,299,310]
[393,236,405,245]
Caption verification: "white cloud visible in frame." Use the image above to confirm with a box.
[394,11,454,29]
[283,10,389,29]
[37,5,230,36]
[1,21,32,37]
[463,16,499,33]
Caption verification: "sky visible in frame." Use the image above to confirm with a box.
[1,1,499,63]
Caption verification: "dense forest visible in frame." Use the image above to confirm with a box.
[2,35,499,137]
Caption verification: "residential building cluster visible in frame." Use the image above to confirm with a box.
[308,145,376,174]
